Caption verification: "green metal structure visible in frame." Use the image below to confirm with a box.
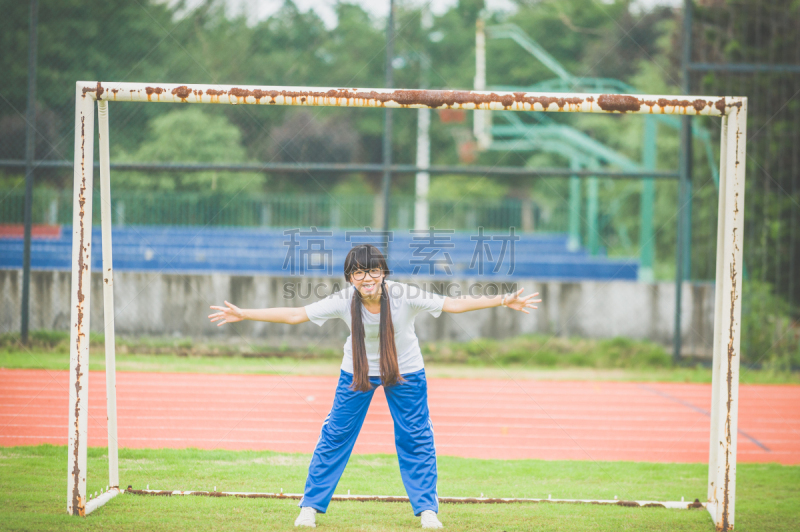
[481,23,719,281]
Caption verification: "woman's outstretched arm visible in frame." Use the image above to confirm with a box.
[208,301,310,326]
[442,288,541,314]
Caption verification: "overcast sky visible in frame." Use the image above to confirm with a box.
[168,0,682,29]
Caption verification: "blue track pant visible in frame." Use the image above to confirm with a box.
[299,369,438,516]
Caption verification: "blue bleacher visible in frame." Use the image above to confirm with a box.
[0,226,638,280]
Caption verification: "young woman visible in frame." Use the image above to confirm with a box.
[208,244,540,528]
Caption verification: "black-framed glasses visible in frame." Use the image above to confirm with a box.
[351,268,383,281]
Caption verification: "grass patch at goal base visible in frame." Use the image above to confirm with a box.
[1,445,796,531]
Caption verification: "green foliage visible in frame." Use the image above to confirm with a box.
[690,1,800,306]
[330,174,377,196]
[0,330,105,353]
[4,0,798,310]
[3,334,799,383]
[422,334,674,369]
[428,174,509,201]
[741,280,800,368]
[116,108,264,192]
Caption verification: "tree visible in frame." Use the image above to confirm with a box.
[116,107,263,192]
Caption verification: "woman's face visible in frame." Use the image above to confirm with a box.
[349,267,385,299]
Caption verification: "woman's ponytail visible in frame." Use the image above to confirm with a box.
[350,289,371,392]
[349,279,403,391]
[378,279,402,387]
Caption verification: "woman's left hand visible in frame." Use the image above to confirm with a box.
[503,288,542,314]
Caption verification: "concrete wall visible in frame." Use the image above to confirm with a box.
[0,269,716,355]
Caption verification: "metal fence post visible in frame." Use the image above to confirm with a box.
[67,84,95,516]
[586,175,599,255]
[415,106,431,231]
[710,101,747,532]
[674,0,694,363]
[473,18,490,149]
[639,116,656,282]
[414,6,432,232]
[568,160,581,251]
[380,0,395,257]
[97,100,119,490]
[21,0,38,344]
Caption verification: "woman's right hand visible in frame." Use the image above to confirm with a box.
[208,301,245,326]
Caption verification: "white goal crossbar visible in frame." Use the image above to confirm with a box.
[68,81,747,531]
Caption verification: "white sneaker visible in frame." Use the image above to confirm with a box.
[420,510,443,528]
[294,506,317,527]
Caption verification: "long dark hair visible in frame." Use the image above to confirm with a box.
[344,244,402,392]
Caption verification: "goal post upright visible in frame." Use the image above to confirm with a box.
[68,81,747,530]
[67,85,94,517]
[708,114,727,504]
[97,100,120,492]
[708,102,747,531]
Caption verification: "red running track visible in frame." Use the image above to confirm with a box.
[1,369,798,464]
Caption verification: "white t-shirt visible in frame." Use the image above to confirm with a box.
[304,280,446,376]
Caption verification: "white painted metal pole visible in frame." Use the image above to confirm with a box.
[67,84,95,517]
[414,106,430,230]
[97,100,119,490]
[708,114,727,504]
[78,81,738,117]
[126,489,707,510]
[712,101,747,532]
[473,19,491,149]
[415,6,432,231]
[85,487,121,515]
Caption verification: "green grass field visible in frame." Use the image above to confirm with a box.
[2,445,798,531]
[3,349,799,384]
[3,330,798,384]
[3,333,798,530]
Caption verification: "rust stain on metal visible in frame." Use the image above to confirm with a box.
[81,82,104,100]
[594,94,732,114]
[207,88,588,111]
[70,113,89,517]
[719,123,743,532]
[171,85,191,101]
[127,489,173,496]
[439,497,512,504]
[229,87,260,102]
[616,500,641,507]
[656,98,706,113]
[688,498,704,509]
[597,94,641,113]
[205,88,226,103]
[145,86,164,102]
[237,493,300,499]
[81,83,739,116]
[714,98,742,114]
[124,489,688,509]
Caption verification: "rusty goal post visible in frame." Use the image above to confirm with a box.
[68,81,747,531]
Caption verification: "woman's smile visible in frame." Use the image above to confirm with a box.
[361,281,377,293]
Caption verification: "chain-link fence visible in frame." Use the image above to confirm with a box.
[1,0,798,310]
[0,188,564,232]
